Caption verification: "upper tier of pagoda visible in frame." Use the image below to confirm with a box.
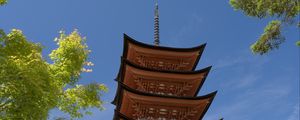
[123,34,206,71]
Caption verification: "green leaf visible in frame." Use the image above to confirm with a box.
[230,0,300,54]
[251,20,284,55]
[0,29,107,119]
[0,0,7,6]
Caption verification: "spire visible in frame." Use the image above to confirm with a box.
[154,0,160,46]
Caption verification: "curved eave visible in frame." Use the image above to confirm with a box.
[114,81,217,120]
[112,80,217,105]
[115,58,212,96]
[113,110,134,120]
[115,57,212,81]
[121,57,212,75]
[123,34,206,71]
[123,33,206,52]
[119,81,217,100]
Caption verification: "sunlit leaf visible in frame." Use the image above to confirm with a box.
[230,0,300,54]
[0,29,107,119]
[251,20,285,55]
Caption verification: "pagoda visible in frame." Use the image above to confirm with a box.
[112,1,217,120]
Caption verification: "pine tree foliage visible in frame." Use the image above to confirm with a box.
[230,0,300,54]
[251,20,285,54]
[0,29,107,119]
[0,0,7,6]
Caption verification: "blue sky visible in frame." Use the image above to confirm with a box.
[0,0,299,120]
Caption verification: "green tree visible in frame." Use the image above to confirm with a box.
[230,0,300,55]
[0,29,107,119]
[0,0,7,6]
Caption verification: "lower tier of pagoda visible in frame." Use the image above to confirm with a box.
[113,82,217,120]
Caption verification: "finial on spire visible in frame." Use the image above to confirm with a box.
[154,0,160,46]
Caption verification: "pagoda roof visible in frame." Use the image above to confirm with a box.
[123,34,206,71]
[115,58,212,96]
[115,57,212,80]
[123,33,206,52]
[114,82,217,120]
[114,110,134,120]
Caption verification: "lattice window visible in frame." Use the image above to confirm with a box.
[134,52,191,71]
[133,75,193,96]
[132,103,198,120]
